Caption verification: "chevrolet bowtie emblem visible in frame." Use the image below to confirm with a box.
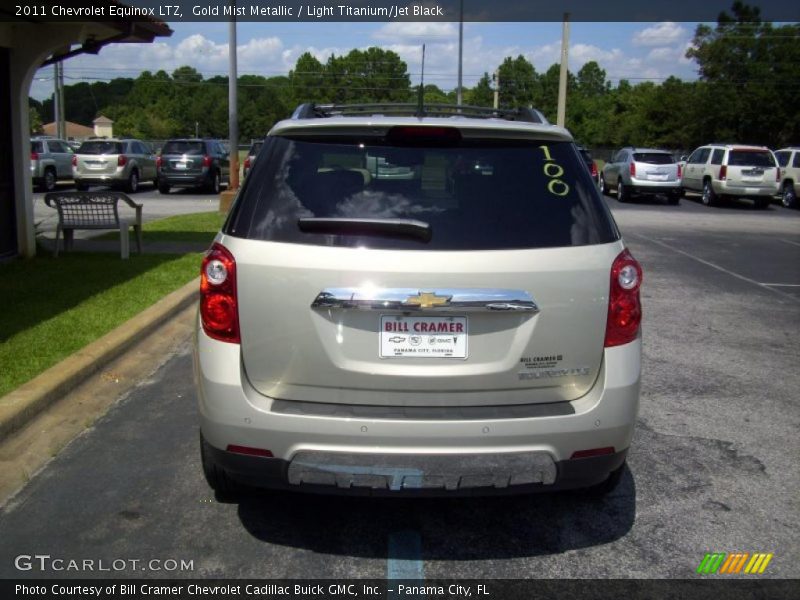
[403,291,452,308]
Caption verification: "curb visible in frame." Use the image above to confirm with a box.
[0,278,199,443]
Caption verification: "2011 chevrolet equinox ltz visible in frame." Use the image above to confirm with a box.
[194,103,643,496]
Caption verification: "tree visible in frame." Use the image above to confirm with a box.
[497,55,537,108]
[29,106,43,134]
[686,2,800,146]
[576,61,609,97]
[467,73,495,107]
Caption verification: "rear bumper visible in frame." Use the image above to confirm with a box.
[627,178,681,194]
[159,170,210,187]
[74,174,125,186]
[194,325,641,495]
[713,181,779,196]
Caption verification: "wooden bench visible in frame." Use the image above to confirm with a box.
[44,191,143,259]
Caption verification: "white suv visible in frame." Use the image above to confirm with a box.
[194,103,643,496]
[681,144,779,209]
[774,147,800,208]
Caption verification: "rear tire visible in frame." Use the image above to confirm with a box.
[599,175,608,196]
[42,168,57,192]
[781,182,796,208]
[200,436,242,497]
[754,197,770,210]
[158,182,171,194]
[667,190,681,205]
[617,182,629,203]
[580,461,626,497]
[206,170,221,194]
[126,169,139,193]
[701,179,717,207]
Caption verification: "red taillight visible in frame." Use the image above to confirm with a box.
[200,243,240,344]
[202,155,212,167]
[226,445,273,457]
[118,155,127,167]
[591,161,598,178]
[776,167,781,182]
[629,162,636,177]
[71,155,77,167]
[31,151,39,161]
[604,248,643,347]
[156,156,162,170]
[719,165,727,181]
[570,447,615,460]
[677,163,682,179]
[243,157,251,169]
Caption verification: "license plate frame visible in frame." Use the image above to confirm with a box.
[379,315,468,359]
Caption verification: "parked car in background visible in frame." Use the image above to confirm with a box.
[774,147,800,208]
[30,137,73,192]
[72,138,156,193]
[242,140,263,179]
[157,139,229,194]
[576,145,600,188]
[196,103,642,498]
[681,144,779,209]
[600,147,682,204]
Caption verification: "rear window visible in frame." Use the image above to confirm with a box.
[633,153,674,164]
[31,141,44,153]
[775,151,790,167]
[728,151,775,167]
[162,141,206,155]
[78,141,124,155]
[225,135,617,251]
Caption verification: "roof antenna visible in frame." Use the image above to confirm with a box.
[416,44,426,118]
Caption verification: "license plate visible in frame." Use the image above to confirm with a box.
[174,162,188,170]
[380,315,468,358]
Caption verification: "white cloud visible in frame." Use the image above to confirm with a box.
[632,22,688,47]
[372,22,458,42]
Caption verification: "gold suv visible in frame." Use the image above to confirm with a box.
[681,144,779,209]
[774,147,800,208]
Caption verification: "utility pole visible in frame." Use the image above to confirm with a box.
[456,0,463,106]
[53,62,66,139]
[493,70,499,109]
[228,2,239,192]
[556,12,570,128]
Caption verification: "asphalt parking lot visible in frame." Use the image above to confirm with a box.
[2,190,798,579]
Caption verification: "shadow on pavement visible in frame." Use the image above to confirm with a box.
[231,469,636,560]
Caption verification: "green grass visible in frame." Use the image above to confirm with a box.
[98,211,225,244]
[1,252,201,397]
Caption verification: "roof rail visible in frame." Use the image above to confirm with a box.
[291,103,548,124]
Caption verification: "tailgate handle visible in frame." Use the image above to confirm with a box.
[311,288,539,313]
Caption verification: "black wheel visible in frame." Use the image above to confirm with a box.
[75,181,89,191]
[701,179,717,206]
[580,461,626,497]
[667,190,681,205]
[781,182,796,208]
[207,170,221,194]
[599,175,608,196]
[42,168,57,192]
[200,436,241,497]
[126,169,139,193]
[158,182,171,194]
[617,181,629,203]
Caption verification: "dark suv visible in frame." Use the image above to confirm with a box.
[157,139,229,194]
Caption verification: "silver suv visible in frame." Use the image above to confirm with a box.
[30,137,73,192]
[600,147,682,204]
[774,147,800,209]
[195,103,643,496]
[72,138,157,193]
[681,144,779,209]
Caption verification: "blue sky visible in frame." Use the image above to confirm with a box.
[31,21,701,100]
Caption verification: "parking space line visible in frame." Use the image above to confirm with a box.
[387,530,424,581]
[760,283,800,287]
[628,233,797,301]
[778,238,800,248]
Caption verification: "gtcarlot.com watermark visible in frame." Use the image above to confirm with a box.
[14,554,194,573]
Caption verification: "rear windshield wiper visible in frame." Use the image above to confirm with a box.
[297,218,432,242]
